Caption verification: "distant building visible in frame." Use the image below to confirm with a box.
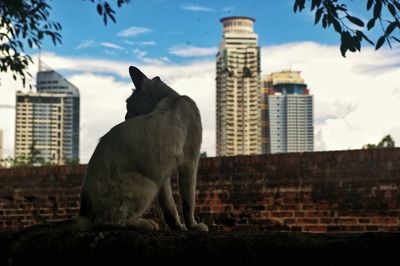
[261,70,314,154]
[15,61,80,165]
[216,16,261,156]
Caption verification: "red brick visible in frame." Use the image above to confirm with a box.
[278,204,302,211]
[296,218,318,224]
[283,218,296,225]
[371,217,399,225]
[260,211,271,218]
[320,218,335,224]
[294,211,305,217]
[271,211,293,218]
[358,218,370,224]
[335,218,358,224]
[305,211,331,217]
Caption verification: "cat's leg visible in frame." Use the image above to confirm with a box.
[178,161,208,232]
[120,172,160,230]
[157,178,186,231]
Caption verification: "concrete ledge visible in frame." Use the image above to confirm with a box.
[1,226,399,265]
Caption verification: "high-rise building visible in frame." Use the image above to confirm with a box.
[15,62,80,165]
[261,70,314,154]
[216,16,261,156]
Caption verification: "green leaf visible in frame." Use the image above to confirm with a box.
[340,42,347,57]
[374,1,382,19]
[367,0,374,10]
[375,35,385,50]
[385,21,397,36]
[387,3,397,17]
[367,18,375,30]
[332,19,342,33]
[103,14,108,25]
[346,15,364,27]
[97,4,103,15]
[322,14,327,28]
[311,0,322,11]
[354,36,361,51]
[394,1,400,11]
[314,8,323,24]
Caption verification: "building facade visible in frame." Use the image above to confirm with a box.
[261,70,314,154]
[15,63,80,165]
[216,16,261,156]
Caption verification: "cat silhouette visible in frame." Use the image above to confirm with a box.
[78,66,208,231]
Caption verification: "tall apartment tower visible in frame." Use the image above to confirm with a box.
[15,62,80,165]
[261,70,314,154]
[216,16,261,156]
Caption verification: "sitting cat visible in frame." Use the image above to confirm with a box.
[78,66,208,231]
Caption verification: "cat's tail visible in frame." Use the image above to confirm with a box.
[19,215,91,232]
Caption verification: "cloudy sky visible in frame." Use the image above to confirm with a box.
[1,0,400,162]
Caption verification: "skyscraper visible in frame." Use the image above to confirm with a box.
[216,16,261,156]
[15,62,80,165]
[261,70,314,154]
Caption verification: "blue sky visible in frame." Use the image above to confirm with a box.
[40,0,344,63]
[1,1,400,162]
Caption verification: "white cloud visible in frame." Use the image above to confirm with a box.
[76,40,95,49]
[124,40,157,46]
[117,26,152,37]
[132,49,170,65]
[169,45,217,57]
[100,42,124,50]
[0,53,216,162]
[261,42,400,151]
[1,42,400,163]
[181,3,214,12]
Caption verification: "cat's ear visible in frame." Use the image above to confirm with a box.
[129,66,148,91]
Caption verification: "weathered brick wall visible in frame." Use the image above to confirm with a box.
[1,149,400,232]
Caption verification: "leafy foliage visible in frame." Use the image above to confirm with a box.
[294,0,400,57]
[0,0,130,88]
[362,134,396,149]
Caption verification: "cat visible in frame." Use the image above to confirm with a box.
[77,66,208,231]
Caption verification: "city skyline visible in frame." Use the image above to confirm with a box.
[262,70,314,154]
[216,16,261,156]
[1,1,400,162]
[15,63,80,165]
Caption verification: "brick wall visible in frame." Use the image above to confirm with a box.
[1,149,400,232]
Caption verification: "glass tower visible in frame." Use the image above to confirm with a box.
[15,62,80,164]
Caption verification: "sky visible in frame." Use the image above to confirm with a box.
[1,0,400,163]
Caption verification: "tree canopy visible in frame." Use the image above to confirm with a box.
[362,134,396,149]
[294,0,400,57]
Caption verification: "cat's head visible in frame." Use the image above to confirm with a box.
[125,66,179,120]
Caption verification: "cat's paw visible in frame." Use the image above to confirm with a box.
[132,218,160,231]
[188,223,208,232]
